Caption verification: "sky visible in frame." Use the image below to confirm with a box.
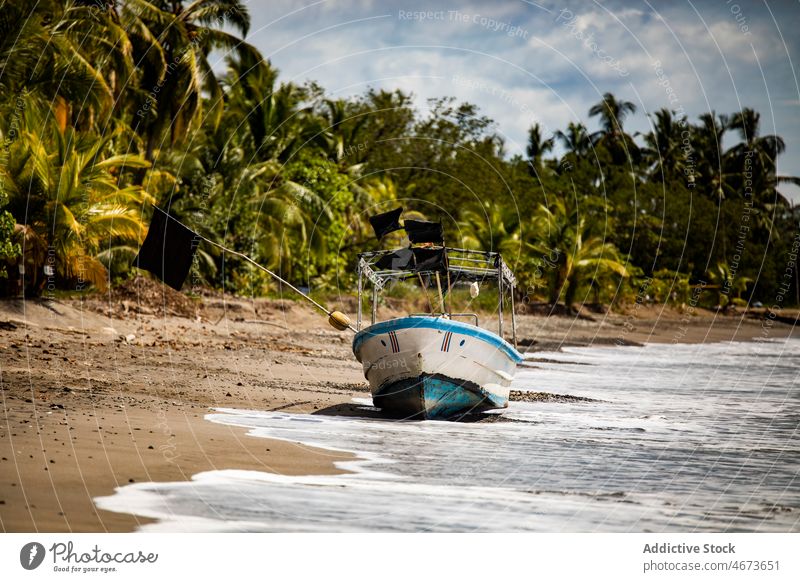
[225,0,800,202]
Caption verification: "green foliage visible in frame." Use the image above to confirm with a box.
[0,1,797,306]
[281,151,351,283]
[526,197,629,308]
[0,205,19,277]
[1,118,152,291]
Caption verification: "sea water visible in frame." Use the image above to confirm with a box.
[95,339,800,532]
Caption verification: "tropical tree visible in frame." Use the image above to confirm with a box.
[0,201,19,279]
[222,54,321,165]
[319,98,370,170]
[0,1,118,128]
[588,92,639,164]
[1,122,152,292]
[706,261,752,309]
[693,111,734,202]
[589,92,637,137]
[642,108,687,183]
[528,198,629,308]
[555,122,592,157]
[352,88,416,171]
[525,123,553,178]
[0,1,797,305]
[458,200,522,257]
[729,107,800,203]
[120,0,259,161]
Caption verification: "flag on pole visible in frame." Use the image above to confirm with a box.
[403,219,444,245]
[374,247,447,273]
[368,207,404,239]
[133,206,199,290]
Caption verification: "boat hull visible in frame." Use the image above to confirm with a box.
[372,373,508,419]
[353,317,523,420]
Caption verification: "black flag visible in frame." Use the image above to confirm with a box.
[134,207,199,290]
[404,219,444,245]
[369,207,403,239]
[375,248,415,271]
[374,247,446,273]
[411,247,447,273]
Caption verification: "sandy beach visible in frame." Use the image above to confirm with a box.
[1,279,798,532]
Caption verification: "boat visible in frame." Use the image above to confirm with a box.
[133,205,522,421]
[352,212,523,420]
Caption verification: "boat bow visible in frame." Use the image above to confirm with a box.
[353,316,523,419]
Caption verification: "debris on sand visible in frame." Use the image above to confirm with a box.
[509,390,601,403]
[84,276,203,319]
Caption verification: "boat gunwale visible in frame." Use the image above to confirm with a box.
[352,316,523,363]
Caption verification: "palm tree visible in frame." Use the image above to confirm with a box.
[706,261,751,309]
[0,1,117,128]
[251,179,333,281]
[458,201,522,257]
[528,198,628,308]
[120,0,259,161]
[0,209,19,280]
[694,111,734,201]
[526,123,553,178]
[555,122,591,156]
[589,92,637,137]
[642,108,686,182]
[554,121,593,176]
[729,107,799,203]
[730,108,783,163]
[319,98,370,168]
[1,119,152,293]
[223,53,321,164]
[588,92,639,164]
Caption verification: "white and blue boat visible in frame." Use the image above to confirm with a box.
[352,244,523,420]
[134,205,523,421]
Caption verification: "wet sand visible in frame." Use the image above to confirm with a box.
[1,286,797,532]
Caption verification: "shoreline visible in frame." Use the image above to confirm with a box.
[1,291,798,532]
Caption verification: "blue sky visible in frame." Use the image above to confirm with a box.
[229,0,800,201]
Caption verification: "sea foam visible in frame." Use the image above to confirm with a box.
[96,338,800,532]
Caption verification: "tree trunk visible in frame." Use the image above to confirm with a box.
[549,267,566,305]
[54,96,69,134]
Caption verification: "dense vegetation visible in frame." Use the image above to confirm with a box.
[1,1,798,310]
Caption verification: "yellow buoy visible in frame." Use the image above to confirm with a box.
[328,311,351,331]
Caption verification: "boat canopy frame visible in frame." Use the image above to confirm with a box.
[356,247,518,347]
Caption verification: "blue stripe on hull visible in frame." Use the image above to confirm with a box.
[373,374,508,420]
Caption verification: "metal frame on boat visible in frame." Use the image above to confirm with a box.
[356,247,519,344]
[352,246,523,420]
